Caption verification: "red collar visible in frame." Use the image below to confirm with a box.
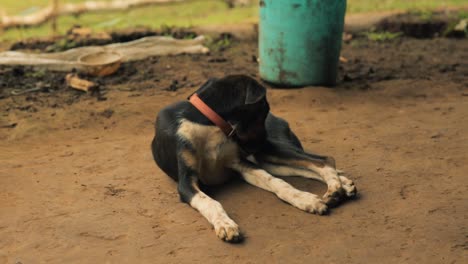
[189,93,235,137]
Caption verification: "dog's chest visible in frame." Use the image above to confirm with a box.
[178,120,240,185]
[198,138,238,184]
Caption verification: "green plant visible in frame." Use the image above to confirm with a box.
[365,31,402,41]
[26,68,47,78]
[206,33,233,51]
[457,11,468,20]
[45,38,77,52]
[183,33,197,39]
[443,18,468,37]
[409,9,434,21]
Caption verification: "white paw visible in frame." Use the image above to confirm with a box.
[287,191,328,215]
[214,218,242,243]
[339,175,357,197]
[323,175,357,206]
[323,180,344,206]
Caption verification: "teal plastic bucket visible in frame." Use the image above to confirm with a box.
[259,0,346,87]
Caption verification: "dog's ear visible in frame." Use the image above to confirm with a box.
[187,78,218,99]
[245,81,266,105]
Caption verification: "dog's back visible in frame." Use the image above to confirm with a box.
[151,101,187,180]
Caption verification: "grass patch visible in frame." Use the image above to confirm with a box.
[365,31,402,41]
[409,9,434,21]
[205,33,233,51]
[0,0,467,43]
[457,11,468,19]
[0,0,258,42]
[347,0,468,13]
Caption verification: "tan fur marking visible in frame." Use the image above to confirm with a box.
[177,119,239,185]
[177,119,226,149]
[181,150,197,169]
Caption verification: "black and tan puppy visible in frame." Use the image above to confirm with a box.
[151,75,356,242]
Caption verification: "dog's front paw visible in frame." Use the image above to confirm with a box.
[339,175,357,198]
[288,192,328,215]
[323,179,344,207]
[323,176,357,206]
[214,218,243,243]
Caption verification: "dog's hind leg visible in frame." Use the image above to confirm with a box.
[256,162,325,182]
[255,140,357,206]
[257,162,357,201]
[229,161,328,215]
[177,149,242,243]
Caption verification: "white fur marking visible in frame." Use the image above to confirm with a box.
[230,162,327,214]
[261,162,357,203]
[190,192,240,241]
[260,163,325,183]
[305,164,345,202]
[339,175,357,197]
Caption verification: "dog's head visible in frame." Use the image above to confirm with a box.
[191,75,270,153]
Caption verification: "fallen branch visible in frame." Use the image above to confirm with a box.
[1,0,185,30]
[0,35,209,72]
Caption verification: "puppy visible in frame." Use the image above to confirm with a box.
[151,75,356,242]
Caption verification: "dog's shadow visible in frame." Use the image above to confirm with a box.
[201,174,359,243]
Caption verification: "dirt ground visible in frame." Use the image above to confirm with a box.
[1,23,468,263]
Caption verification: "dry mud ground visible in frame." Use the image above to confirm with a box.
[0,30,468,263]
